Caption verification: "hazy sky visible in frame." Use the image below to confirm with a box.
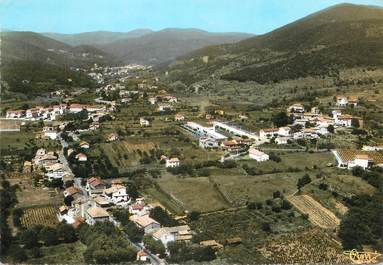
[1,0,382,34]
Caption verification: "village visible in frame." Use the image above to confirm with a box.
[2,63,383,264]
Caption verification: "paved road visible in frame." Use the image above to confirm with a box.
[58,134,74,178]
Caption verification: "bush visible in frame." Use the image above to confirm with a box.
[269,152,282,163]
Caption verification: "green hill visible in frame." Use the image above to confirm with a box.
[164,4,383,85]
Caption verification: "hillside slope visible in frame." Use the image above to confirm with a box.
[98,28,253,65]
[164,4,383,86]
[1,31,118,66]
[43,29,154,46]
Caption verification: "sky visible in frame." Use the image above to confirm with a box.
[1,0,382,34]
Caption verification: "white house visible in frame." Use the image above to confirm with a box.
[175,114,185,121]
[249,148,269,161]
[336,96,348,107]
[103,184,130,206]
[43,127,59,140]
[259,128,279,139]
[165,157,180,168]
[140,117,150,127]
[152,225,192,247]
[332,149,383,169]
[79,141,90,149]
[278,127,291,137]
[75,153,88,162]
[276,137,289,145]
[136,250,149,262]
[287,103,305,113]
[148,97,157,105]
[6,110,25,119]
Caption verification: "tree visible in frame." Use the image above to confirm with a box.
[57,223,77,243]
[143,236,166,258]
[31,246,42,258]
[327,125,335,133]
[12,208,23,227]
[281,199,292,210]
[64,195,74,206]
[123,221,144,243]
[8,245,27,262]
[20,229,39,249]
[261,222,271,232]
[339,193,383,250]
[193,246,216,262]
[272,112,289,127]
[39,226,59,246]
[297,174,312,190]
[149,207,178,226]
[187,211,200,221]
[351,118,360,128]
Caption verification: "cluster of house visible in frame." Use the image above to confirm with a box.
[58,178,130,225]
[148,94,178,112]
[27,148,72,181]
[160,155,181,168]
[58,176,192,262]
[335,95,359,107]
[5,103,109,121]
[332,148,383,169]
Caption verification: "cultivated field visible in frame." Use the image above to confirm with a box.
[258,228,349,264]
[210,171,303,206]
[287,194,340,229]
[21,206,59,228]
[156,177,230,212]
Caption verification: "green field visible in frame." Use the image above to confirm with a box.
[156,177,230,213]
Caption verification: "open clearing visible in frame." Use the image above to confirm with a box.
[157,177,230,212]
[21,206,59,228]
[211,172,303,206]
[287,194,340,229]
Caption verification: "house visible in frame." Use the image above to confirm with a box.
[64,186,81,199]
[23,161,32,173]
[362,145,383,151]
[148,97,157,105]
[69,104,86,113]
[129,202,146,215]
[163,95,178,103]
[336,96,348,107]
[278,127,291,137]
[6,110,25,119]
[140,117,150,127]
[86,177,106,195]
[106,133,119,142]
[103,184,130,206]
[158,103,172,112]
[348,96,359,107]
[222,140,243,153]
[259,128,279,139]
[200,240,223,250]
[249,148,269,161]
[276,137,290,145]
[287,103,305,113]
[152,225,192,247]
[136,250,149,262]
[93,196,111,208]
[75,153,87,162]
[43,127,59,140]
[85,206,110,225]
[332,149,383,169]
[199,137,219,149]
[79,141,90,149]
[174,114,185,121]
[165,157,180,168]
[129,214,160,234]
